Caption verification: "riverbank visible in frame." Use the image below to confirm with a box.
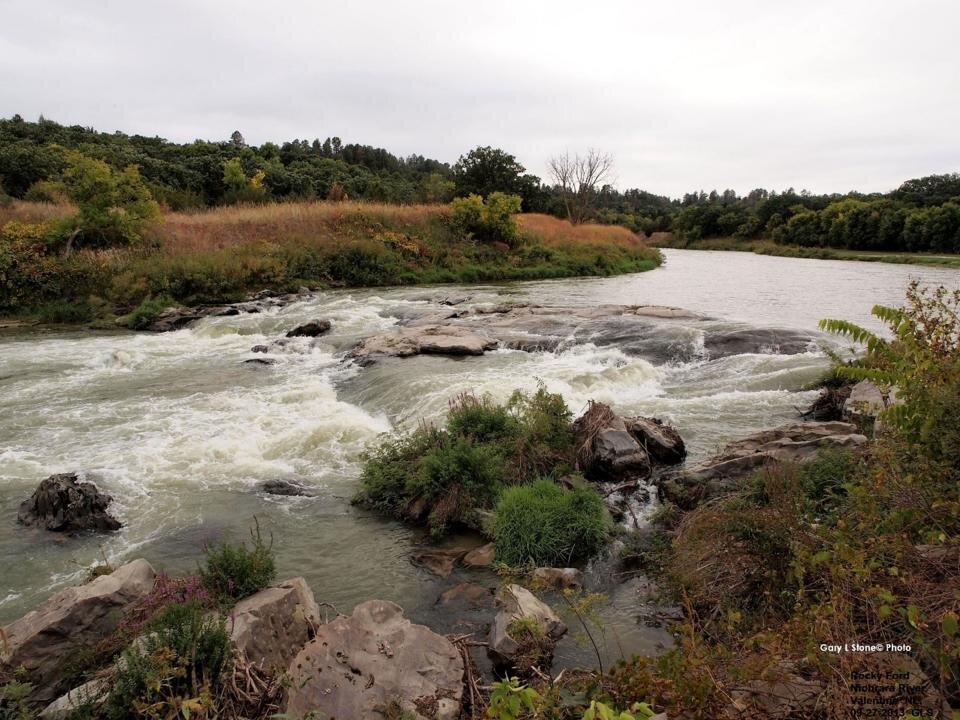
[650,234,960,268]
[0,200,661,326]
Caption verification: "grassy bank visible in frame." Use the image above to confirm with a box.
[651,234,960,268]
[0,200,660,326]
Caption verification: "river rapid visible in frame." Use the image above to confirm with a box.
[2,249,958,665]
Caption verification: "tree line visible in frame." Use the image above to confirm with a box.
[1,114,958,254]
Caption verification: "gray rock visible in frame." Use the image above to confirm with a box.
[350,325,497,361]
[627,416,686,465]
[659,421,867,509]
[843,380,888,421]
[532,567,583,590]
[284,600,463,720]
[18,473,121,533]
[286,319,332,337]
[144,306,204,332]
[1,560,156,705]
[488,585,567,671]
[39,678,110,719]
[703,328,816,359]
[243,357,277,366]
[259,479,310,496]
[229,577,320,673]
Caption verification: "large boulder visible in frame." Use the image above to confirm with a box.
[573,403,651,482]
[229,577,320,673]
[659,421,867,509]
[284,600,464,720]
[350,325,497,361]
[843,380,892,422]
[488,585,567,673]
[626,416,686,465]
[18,473,121,533]
[39,679,110,720]
[286,319,332,337]
[703,328,816,359]
[1,560,156,705]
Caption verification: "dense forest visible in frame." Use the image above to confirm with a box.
[1,114,959,253]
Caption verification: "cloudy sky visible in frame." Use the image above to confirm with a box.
[2,0,958,197]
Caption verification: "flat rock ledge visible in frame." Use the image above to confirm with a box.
[658,421,868,509]
[285,599,464,720]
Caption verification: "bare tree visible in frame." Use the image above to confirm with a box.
[548,149,615,224]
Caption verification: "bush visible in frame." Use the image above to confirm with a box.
[450,192,521,245]
[121,296,172,330]
[106,600,231,720]
[493,479,607,566]
[200,521,276,601]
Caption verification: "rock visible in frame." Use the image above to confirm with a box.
[462,542,495,568]
[659,421,868,509]
[250,344,270,353]
[39,678,110,719]
[703,328,816,359]
[17,473,121,533]
[532,567,583,590]
[726,667,825,719]
[229,577,320,672]
[284,600,463,720]
[259,479,310,496]
[211,306,240,317]
[410,548,467,578]
[437,582,495,609]
[144,306,205,332]
[843,380,888,421]
[286,319,332,337]
[351,324,497,361]
[626,416,686,465]
[1,560,156,705]
[243,357,277,366]
[488,585,567,672]
[573,403,651,481]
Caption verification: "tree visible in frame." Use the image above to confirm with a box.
[548,149,615,224]
[60,150,160,249]
[222,157,247,191]
[453,146,539,205]
[230,130,247,148]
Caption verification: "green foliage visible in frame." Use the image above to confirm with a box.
[105,600,231,720]
[453,146,540,208]
[120,297,172,330]
[450,192,522,245]
[493,479,607,566]
[487,677,540,720]
[356,387,578,538]
[0,678,35,720]
[199,521,276,601]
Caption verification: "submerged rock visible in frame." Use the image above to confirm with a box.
[259,479,310,496]
[659,421,867,509]
[285,600,463,720]
[703,328,816,359]
[286,319,332,337]
[462,542,495,568]
[410,548,467,578]
[436,582,495,609]
[243,357,277,366]
[1,560,156,705]
[18,473,121,533]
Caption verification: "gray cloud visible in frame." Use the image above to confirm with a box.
[2,0,958,196]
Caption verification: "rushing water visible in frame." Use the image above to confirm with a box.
[1,249,958,664]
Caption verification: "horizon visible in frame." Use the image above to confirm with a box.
[3,1,959,198]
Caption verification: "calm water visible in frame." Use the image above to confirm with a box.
[1,249,957,662]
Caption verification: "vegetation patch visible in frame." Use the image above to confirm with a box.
[200,521,276,602]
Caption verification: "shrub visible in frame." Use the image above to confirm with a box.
[120,296,172,330]
[493,479,607,566]
[106,600,232,720]
[200,521,276,601]
[450,192,521,245]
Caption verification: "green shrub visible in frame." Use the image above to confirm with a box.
[105,600,231,720]
[493,479,607,566]
[35,298,93,324]
[200,522,276,601]
[121,296,171,330]
[450,192,522,245]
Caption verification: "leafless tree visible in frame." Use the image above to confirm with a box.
[547,149,615,224]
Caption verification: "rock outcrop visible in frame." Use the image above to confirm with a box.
[17,473,122,533]
[350,325,497,361]
[659,421,868,509]
[488,585,567,673]
[284,600,464,720]
[286,319,332,338]
[1,560,156,705]
[703,328,816,359]
[229,577,320,672]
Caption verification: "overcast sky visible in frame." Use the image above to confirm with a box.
[2,0,958,197]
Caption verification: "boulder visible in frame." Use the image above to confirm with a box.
[39,678,110,720]
[410,548,467,578]
[573,403,651,482]
[843,380,888,421]
[350,325,497,361]
[532,567,583,591]
[259,479,310,497]
[17,473,121,533]
[462,542,495,568]
[436,582,495,609]
[284,600,463,720]
[286,319,332,338]
[488,585,566,672]
[626,416,686,465]
[703,328,816,359]
[1,559,156,705]
[144,306,204,332]
[658,421,867,509]
[243,357,277,366]
[229,577,320,673]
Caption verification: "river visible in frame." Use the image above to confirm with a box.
[2,249,958,664]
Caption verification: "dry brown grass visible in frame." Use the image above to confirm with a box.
[518,213,643,246]
[161,200,448,253]
[0,199,74,226]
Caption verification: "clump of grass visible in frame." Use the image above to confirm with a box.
[493,479,607,566]
[118,296,172,330]
[355,387,577,538]
[200,520,276,602]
